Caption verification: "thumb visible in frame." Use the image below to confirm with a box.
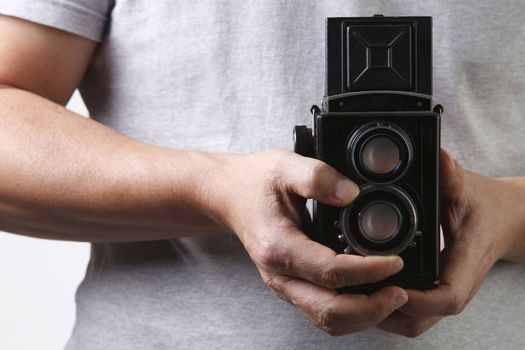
[284,152,360,207]
[440,148,465,202]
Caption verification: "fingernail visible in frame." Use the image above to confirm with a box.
[335,180,359,202]
[392,293,408,311]
[388,256,404,275]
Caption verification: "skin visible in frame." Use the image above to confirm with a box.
[0,15,523,337]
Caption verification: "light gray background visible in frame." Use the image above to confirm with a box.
[0,92,89,350]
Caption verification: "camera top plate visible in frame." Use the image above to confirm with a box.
[326,16,432,97]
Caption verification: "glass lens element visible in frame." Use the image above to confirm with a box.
[361,137,400,174]
[359,203,400,242]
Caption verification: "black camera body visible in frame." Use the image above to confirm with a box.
[294,16,441,292]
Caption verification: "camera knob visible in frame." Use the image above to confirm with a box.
[293,125,314,158]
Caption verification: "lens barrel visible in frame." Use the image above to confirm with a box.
[340,184,417,256]
[347,122,413,184]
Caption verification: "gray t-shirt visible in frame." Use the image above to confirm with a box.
[1,0,525,349]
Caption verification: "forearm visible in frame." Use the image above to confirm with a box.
[0,86,230,242]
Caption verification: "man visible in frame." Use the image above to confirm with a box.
[0,0,524,349]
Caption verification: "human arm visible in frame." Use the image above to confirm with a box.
[0,15,410,335]
[377,149,525,337]
[0,15,231,241]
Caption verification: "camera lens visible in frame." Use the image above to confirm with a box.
[347,122,413,183]
[339,184,417,256]
[358,202,401,242]
[361,137,401,174]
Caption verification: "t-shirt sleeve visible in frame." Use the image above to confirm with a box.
[0,0,114,42]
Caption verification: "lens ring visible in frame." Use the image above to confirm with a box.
[339,184,418,256]
[347,122,413,184]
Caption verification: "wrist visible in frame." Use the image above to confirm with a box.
[189,151,247,233]
[128,145,235,235]
[496,177,525,262]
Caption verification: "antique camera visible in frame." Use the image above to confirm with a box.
[294,15,441,292]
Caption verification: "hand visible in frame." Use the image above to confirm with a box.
[377,149,521,337]
[206,150,408,336]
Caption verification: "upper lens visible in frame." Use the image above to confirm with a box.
[358,202,400,242]
[347,122,413,184]
[361,137,401,175]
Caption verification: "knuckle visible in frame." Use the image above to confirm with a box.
[319,264,346,289]
[365,305,385,326]
[445,294,466,315]
[402,322,427,338]
[267,149,293,172]
[308,162,330,191]
[363,295,391,326]
[261,273,277,289]
[321,326,346,337]
[257,241,287,270]
[261,148,290,160]
[264,155,291,194]
[271,148,292,158]
[262,274,287,297]
[313,302,339,333]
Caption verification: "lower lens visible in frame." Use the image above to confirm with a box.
[339,184,418,256]
[358,202,400,242]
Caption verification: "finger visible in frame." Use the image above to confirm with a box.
[397,237,486,317]
[377,310,442,338]
[440,148,465,202]
[261,228,404,289]
[267,273,408,336]
[283,152,359,207]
